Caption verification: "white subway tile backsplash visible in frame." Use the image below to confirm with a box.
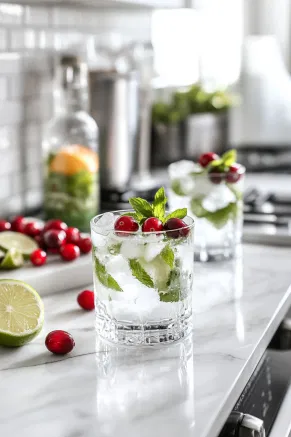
[10,28,36,50]
[24,6,50,27]
[0,28,8,50]
[0,126,10,150]
[0,2,151,216]
[0,175,11,200]
[0,53,22,74]
[0,101,22,126]
[0,76,7,100]
[0,4,23,25]
[0,148,21,176]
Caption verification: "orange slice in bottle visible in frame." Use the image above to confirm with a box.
[49,144,99,175]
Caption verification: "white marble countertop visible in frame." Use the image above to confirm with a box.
[1,244,291,437]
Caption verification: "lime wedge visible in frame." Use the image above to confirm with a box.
[0,231,38,258]
[0,249,24,270]
[0,279,44,347]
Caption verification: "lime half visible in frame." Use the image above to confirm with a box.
[0,279,44,347]
[0,249,24,270]
[0,231,38,258]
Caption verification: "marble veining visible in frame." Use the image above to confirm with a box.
[1,244,291,437]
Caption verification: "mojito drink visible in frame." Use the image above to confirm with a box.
[91,188,194,346]
[169,150,245,261]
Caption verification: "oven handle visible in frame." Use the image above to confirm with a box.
[268,383,291,437]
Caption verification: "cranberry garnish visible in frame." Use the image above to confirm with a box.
[66,227,80,244]
[77,289,95,311]
[35,234,47,249]
[164,218,189,239]
[60,244,80,261]
[45,330,75,355]
[0,220,11,232]
[43,219,68,232]
[208,169,224,185]
[114,216,139,235]
[11,216,25,233]
[30,249,47,267]
[25,222,43,237]
[226,163,243,184]
[198,152,219,168]
[43,229,66,249]
[142,217,164,233]
[78,237,92,254]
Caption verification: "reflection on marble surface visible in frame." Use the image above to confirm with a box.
[194,255,243,313]
[95,337,195,437]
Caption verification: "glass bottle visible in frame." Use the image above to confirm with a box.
[43,55,99,231]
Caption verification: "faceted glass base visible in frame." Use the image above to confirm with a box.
[96,311,193,347]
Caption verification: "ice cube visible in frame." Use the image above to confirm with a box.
[144,242,166,262]
[92,233,107,249]
[168,160,198,179]
[193,175,214,197]
[106,255,132,277]
[120,240,145,260]
[202,185,236,212]
[97,212,115,230]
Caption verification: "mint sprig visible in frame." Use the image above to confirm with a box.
[129,197,153,219]
[129,186,188,225]
[95,257,123,291]
[190,196,238,229]
[129,259,154,288]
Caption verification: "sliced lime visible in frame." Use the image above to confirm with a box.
[0,279,44,347]
[0,231,38,258]
[0,249,24,270]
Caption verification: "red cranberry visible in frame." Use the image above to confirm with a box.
[60,244,80,261]
[226,163,243,184]
[45,330,75,355]
[11,216,25,233]
[25,221,43,237]
[198,152,219,168]
[0,220,11,232]
[44,219,68,232]
[66,227,80,244]
[43,229,66,249]
[142,217,164,233]
[164,218,189,238]
[114,216,139,235]
[30,249,47,267]
[208,169,224,185]
[77,289,95,311]
[35,234,47,249]
[78,237,92,254]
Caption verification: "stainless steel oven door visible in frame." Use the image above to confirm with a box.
[268,383,291,437]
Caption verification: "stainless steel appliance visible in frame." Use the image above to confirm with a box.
[89,70,138,191]
[219,318,291,437]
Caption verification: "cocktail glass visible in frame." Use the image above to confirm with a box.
[168,161,245,261]
[91,211,195,346]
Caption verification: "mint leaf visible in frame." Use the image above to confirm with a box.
[164,208,187,222]
[95,257,123,291]
[171,179,186,196]
[159,288,180,302]
[221,149,237,167]
[207,158,223,169]
[190,197,238,230]
[108,242,122,255]
[160,244,175,269]
[152,187,167,220]
[129,259,154,288]
[121,211,143,222]
[129,197,153,218]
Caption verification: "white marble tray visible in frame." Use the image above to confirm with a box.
[0,253,93,296]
